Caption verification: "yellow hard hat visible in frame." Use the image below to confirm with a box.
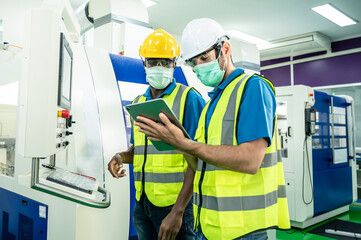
[139,29,180,58]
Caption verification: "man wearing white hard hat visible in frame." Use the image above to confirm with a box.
[134,19,290,240]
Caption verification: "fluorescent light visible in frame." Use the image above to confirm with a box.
[142,0,157,8]
[312,4,357,27]
[226,29,269,45]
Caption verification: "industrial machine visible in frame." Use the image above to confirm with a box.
[276,85,357,228]
[0,0,265,238]
[0,1,130,239]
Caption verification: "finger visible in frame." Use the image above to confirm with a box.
[158,227,164,240]
[162,230,170,240]
[117,169,127,178]
[158,113,172,126]
[135,121,156,135]
[137,125,154,136]
[171,231,178,240]
[146,136,162,142]
[136,116,156,125]
[109,161,120,178]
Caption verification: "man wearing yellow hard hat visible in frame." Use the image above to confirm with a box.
[108,29,205,240]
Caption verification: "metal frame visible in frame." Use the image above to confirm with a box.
[31,157,110,208]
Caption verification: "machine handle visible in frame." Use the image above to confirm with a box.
[330,97,335,163]
[31,158,111,208]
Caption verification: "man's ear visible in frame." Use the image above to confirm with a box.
[222,42,231,57]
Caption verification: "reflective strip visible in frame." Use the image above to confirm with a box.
[221,75,249,145]
[134,145,177,155]
[172,84,187,120]
[194,186,285,212]
[134,171,185,183]
[196,158,204,171]
[278,185,287,198]
[260,152,278,168]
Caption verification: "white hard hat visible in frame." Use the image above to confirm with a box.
[181,18,229,60]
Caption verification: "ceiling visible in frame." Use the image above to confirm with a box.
[71,0,361,43]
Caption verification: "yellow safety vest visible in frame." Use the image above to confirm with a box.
[194,74,290,239]
[132,83,191,207]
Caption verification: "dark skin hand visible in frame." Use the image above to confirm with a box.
[107,143,194,240]
[107,145,134,178]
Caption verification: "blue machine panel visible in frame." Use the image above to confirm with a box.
[0,187,48,240]
[110,54,188,86]
[312,91,353,216]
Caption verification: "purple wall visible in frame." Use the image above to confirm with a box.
[294,52,361,87]
[260,37,361,87]
[262,65,291,87]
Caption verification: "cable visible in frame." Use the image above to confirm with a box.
[8,44,23,49]
[302,136,314,205]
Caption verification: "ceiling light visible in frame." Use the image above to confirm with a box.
[227,29,269,45]
[142,0,157,8]
[312,4,357,27]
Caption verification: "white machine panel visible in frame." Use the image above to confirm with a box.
[16,7,71,158]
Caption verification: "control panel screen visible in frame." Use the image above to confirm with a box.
[57,32,73,110]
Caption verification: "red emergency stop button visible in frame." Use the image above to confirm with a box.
[57,110,70,119]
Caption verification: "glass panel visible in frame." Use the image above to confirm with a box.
[320,86,361,149]
[0,31,21,177]
[312,138,322,149]
[0,94,18,177]
[0,138,15,177]
[332,138,347,148]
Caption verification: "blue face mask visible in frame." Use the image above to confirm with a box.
[192,58,227,87]
[145,66,174,89]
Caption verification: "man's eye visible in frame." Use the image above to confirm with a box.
[200,56,208,61]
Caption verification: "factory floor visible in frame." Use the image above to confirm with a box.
[276,203,361,239]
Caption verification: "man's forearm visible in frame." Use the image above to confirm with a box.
[121,145,135,164]
[183,152,197,171]
[180,138,268,174]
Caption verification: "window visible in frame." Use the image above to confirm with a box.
[318,85,361,149]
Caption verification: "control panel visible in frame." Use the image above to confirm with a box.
[56,110,74,149]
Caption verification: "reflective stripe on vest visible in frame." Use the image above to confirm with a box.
[193,73,290,239]
[132,83,191,207]
[194,185,287,211]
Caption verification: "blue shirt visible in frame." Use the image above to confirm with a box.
[206,68,276,146]
[130,79,206,144]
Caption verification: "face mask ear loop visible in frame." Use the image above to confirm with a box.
[140,55,147,71]
[222,57,227,72]
[217,46,227,72]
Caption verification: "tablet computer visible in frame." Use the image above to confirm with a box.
[125,98,190,151]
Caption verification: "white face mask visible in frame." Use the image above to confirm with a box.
[145,66,174,89]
